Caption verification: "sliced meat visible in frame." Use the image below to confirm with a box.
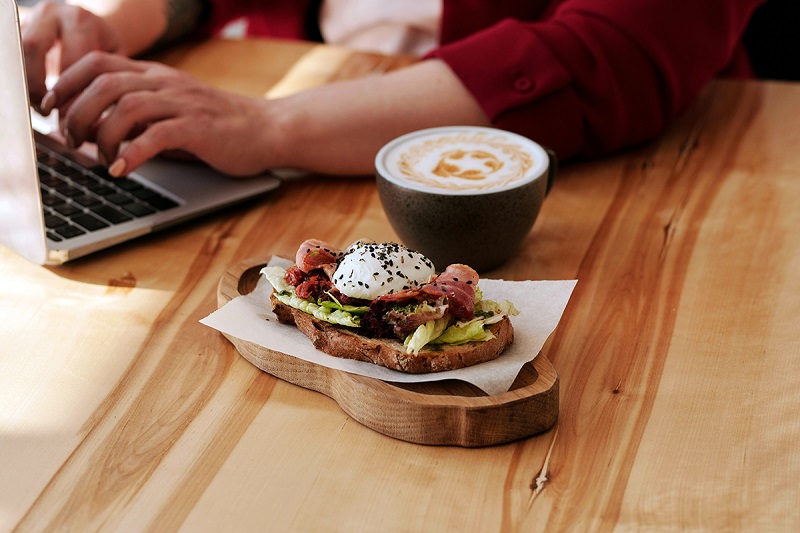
[295,239,343,273]
[421,264,478,319]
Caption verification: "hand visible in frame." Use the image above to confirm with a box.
[21,1,122,110]
[45,51,277,177]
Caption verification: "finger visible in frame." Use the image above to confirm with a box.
[25,52,50,110]
[60,69,161,148]
[111,119,189,176]
[20,4,61,107]
[93,92,176,165]
[48,51,148,111]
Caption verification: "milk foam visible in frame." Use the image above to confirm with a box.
[377,127,548,194]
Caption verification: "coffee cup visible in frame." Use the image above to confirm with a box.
[375,126,555,272]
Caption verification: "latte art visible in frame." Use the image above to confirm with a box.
[432,149,504,180]
[378,128,548,194]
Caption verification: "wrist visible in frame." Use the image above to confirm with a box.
[259,95,317,172]
[73,0,168,56]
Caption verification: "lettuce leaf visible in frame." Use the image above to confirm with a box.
[403,298,519,354]
[261,265,361,328]
[272,291,361,328]
[261,265,293,293]
[318,293,369,315]
[475,299,520,324]
[431,318,494,345]
[404,316,451,355]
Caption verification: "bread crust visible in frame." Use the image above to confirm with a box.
[270,292,514,373]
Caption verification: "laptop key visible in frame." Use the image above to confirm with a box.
[115,178,143,192]
[89,166,116,181]
[55,224,86,239]
[41,190,64,207]
[149,195,179,210]
[132,188,179,210]
[44,213,68,229]
[59,166,85,180]
[53,202,83,217]
[38,170,65,188]
[121,202,156,217]
[51,161,73,175]
[37,151,58,165]
[87,183,116,196]
[72,213,110,232]
[72,193,101,207]
[70,174,101,188]
[106,193,132,205]
[91,204,133,224]
[54,184,83,198]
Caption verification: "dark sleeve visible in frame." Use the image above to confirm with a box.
[427,0,765,160]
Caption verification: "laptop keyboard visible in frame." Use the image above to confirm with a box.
[37,142,179,242]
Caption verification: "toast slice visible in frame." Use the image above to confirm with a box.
[271,292,514,373]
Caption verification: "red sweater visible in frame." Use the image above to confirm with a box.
[206,0,765,160]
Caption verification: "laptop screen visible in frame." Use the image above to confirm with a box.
[0,0,48,264]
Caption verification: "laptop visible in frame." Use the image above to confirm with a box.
[1,0,281,265]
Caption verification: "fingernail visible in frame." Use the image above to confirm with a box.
[108,158,126,177]
[40,91,56,114]
[97,151,108,166]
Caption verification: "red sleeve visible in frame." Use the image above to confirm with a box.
[202,0,311,40]
[427,0,765,160]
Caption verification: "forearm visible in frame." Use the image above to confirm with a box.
[267,59,491,175]
[70,0,206,56]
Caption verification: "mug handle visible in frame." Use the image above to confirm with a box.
[545,148,558,195]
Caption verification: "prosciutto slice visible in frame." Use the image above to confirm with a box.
[421,264,478,319]
[295,239,343,273]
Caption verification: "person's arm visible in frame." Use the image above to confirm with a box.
[69,0,168,56]
[264,59,491,175]
[72,0,208,56]
[22,0,207,106]
[43,53,489,177]
[428,0,766,160]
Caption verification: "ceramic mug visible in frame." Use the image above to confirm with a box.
[375,126,555,272]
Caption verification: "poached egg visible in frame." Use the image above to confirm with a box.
[332,242,435,300]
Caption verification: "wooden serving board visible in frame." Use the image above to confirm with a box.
[217,258,559,447]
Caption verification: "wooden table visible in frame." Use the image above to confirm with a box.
[2,37,800,532]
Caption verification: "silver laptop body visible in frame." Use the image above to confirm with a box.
[1,0,281,265]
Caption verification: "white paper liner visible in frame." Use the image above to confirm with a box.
[201,256,576,395]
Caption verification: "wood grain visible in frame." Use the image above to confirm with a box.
[152,38,416,98]
[2,34,800,532]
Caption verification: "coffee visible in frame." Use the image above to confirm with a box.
[375,126,555,272]
[377,127,549,194]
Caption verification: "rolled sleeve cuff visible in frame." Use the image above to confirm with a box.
[426,19,584,158]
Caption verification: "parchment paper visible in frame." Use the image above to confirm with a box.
[201,256,576,395]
